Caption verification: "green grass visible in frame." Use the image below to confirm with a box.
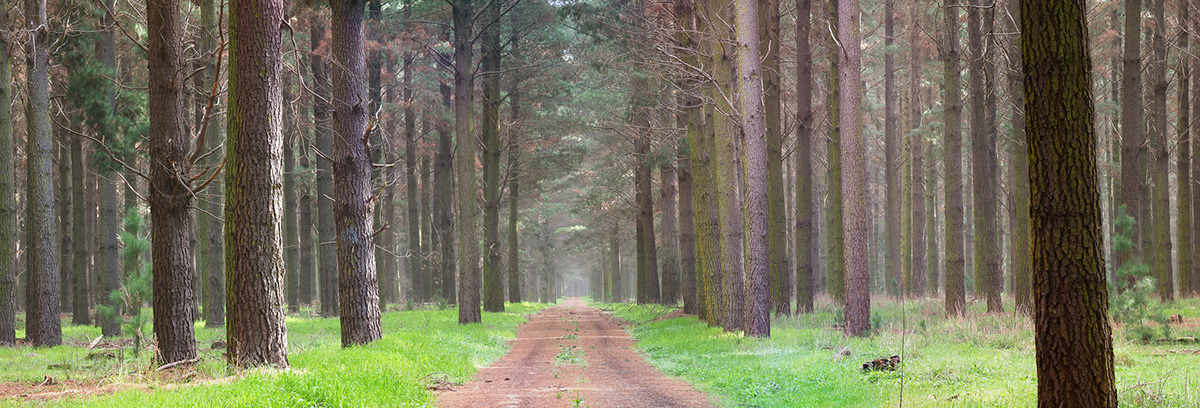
[594,297,1200,408]
[1,303,546,407]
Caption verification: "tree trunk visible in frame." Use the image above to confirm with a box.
[688,0,722,323]
[908,0,926,297]
[1178,0,1191,298]
[677,144,697,313]
[1003,0,1030,313]
[0,0,15,344]
[661,163,680,306]
[481,0,504,313]
[299,135,315,307]
[759,0,787,316]
[70,122,90,325]
[639,136,660,304]
[507,101,521,304]
[402,0,421,305]
[367,0,389,310]
[435,81,456,304]
[312,21,339,317]
[969,0,1001,312]
[96,4,121,334]
[1021,1,1118,404]
[284,70,300,314]
[839,0,868,337]
[57,126,71,318]
[704,0,743,330]
[1119,0,1143,270]
[943,0,966,317]
[735,0,770,337]
[194,0,225,328]
[1150,0,1172,301]
[883,0,900,297]
[225,0,289,368]
[330,0,383,343]
[826,0,845,303]
[453,0,480,323]
[422,154,434,302]
[1193,7,1200,299]
[148,0,195,362]
[795,0,814,313]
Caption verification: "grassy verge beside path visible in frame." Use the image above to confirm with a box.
[1,303,546,407]
[595,297,1200,408]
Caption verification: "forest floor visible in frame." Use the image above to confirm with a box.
[0,303,547,407]
[596,296,1200,408]
[435,298,713,408]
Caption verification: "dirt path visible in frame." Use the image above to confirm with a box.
[436,298,713,408]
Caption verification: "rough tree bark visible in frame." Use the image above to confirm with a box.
[826,0,845,303]
[760,0,788,316]
[0,0,14,345]
[1119,0,1143,270]
[330,0,383,343]
[908,0,926,297]
[403,0,422,304]
[735,0,770,337]
[1021,0,1118,404]
[453,0,480,323]
[70,120,89,325]
[225,0,289,368]
[795,0,813,313]
[943,0,966,317]
[481,0,504,313]
[969,0,1000,312]
[148,0,195,361]
[839,0,868,337]
[1178,0,1191,297]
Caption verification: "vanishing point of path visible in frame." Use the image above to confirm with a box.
[437,298,714,408]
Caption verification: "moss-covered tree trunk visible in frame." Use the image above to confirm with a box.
[0,0,15,345]
[225,0,289,368]
[687,0,721,322]
[677,143,697,313]
[794,0,814,313]
[826,0,845,304]
[705,0,743,330]
[1022,0,1118,404]
[1193,7,1200,299]
[1150,0,1172,301]
[481,0,504,313]
[969,0,1001,312]
[330,0,383,342]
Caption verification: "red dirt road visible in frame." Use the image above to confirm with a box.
[436,298,713,408]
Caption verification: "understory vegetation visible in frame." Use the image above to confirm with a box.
[597,299,1200,408]
[0,304,545,407]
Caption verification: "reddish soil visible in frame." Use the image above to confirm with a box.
[437,298,713,408]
